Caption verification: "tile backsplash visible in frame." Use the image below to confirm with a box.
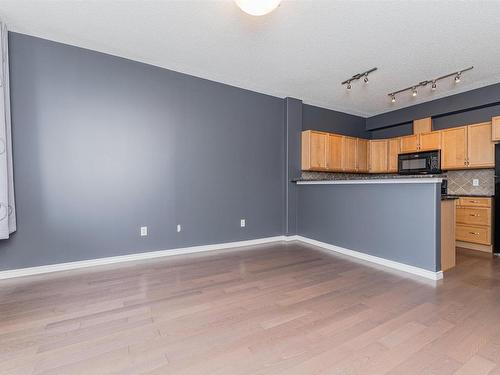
[300,169,495,196]
[446,169,494,196]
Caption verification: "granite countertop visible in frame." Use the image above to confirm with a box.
[450,193,494,198]
[441,195,460,201]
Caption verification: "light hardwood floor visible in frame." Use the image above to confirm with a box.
[1,242,500,375]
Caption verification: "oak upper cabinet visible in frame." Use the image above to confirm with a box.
[326,133,344,171]
[356,138,369,173]
[467,122,494,168]
[387,138,401,172]
[342,136,357,172]
[492,116,500,141]
[301,130,327,171]
[419,131,442,151]
[368,140,388,173]
[400,135,419,153]
[441,126,467,170]
[413,117,432,134]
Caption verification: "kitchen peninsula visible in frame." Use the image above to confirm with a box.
[295,177,447,280]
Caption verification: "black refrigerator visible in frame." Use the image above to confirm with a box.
[495,144,500,253]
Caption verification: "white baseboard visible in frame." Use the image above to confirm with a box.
[0,235,286,280]
[291,236,443,281]
[0,234,442,281]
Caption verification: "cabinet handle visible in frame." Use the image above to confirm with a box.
[469,214,480,217]
[469,200,480,203]
[469,232,480,235]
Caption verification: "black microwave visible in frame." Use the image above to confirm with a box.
[398,150,441,175]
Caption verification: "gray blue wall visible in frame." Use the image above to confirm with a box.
[0,33,285,270]
[302,103,369,138]
[368,83,500,138]
[297,183,441,272]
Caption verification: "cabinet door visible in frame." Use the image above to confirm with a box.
[387,138,401,172]
[492,116,500,141]
[301,130,327,170]
[413,117,432,134]
[342,136,357,172]
[419,131,441,151]
[369,140,388,173]
[441,127,467,170]
[326,134,343,171]
[356,138,368,173]
[400,135,419,153]
[467,122,494,168]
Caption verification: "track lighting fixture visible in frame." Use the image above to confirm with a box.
[388,66,473,103]
[342,67,377,90]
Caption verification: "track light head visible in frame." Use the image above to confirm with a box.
[346,81,352,90]
[363,73,369,83]
[412,87,417,97]
[431,81,437,90]
[455,73,461,83]
[391,95,396,103]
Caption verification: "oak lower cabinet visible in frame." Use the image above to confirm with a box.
[301,130,327,171]
[342,136,357,172]
[467,122,494,168]
[456,196,493,252]
[368,140,388,173]
[356,138,369,172]
[387,138,400,172]
[326,134,343,171]
[441,126,468,170]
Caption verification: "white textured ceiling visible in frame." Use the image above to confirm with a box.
[1,0,500,117]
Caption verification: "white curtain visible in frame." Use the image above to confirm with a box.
[0,21,15,239]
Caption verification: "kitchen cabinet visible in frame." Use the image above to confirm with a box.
[326,134,344,171]
[368,140,388,173]
[441,199,456,271]
[356,138,369,173]
[342,136,357,172]
[419,131,441,151]
[400,135,419,153]
[467,122,494,168]
[413,117,432,134]
[492,116,500,141]
[441,126,468,170]
[387,138,400,172]
[455,196,492,251]
[301,130,327,171]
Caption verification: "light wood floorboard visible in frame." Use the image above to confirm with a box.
[1,243,500,374]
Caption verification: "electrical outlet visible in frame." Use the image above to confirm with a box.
[473,179,480,187]
[140,226,148,237]
[240,219,246,228]
[177,224,182,233]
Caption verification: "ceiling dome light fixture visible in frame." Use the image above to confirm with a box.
[234,0,282,16]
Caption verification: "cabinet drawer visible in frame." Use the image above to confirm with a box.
[456,224,491,245]
[457,197,491,208]
[456,207,491,226]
